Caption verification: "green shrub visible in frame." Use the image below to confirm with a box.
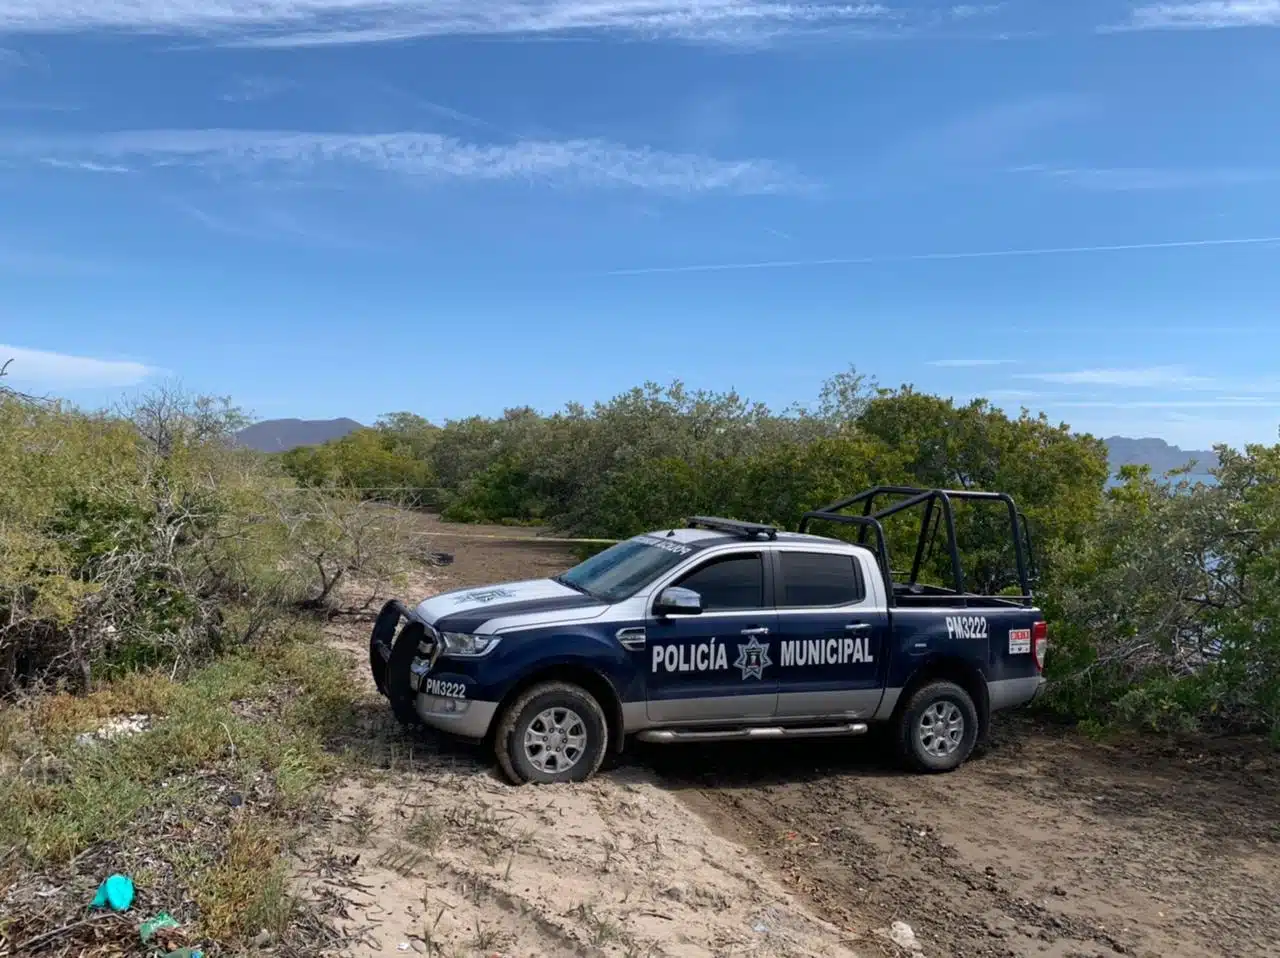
[280,425,436,506]
[0,384,413,695]
[9,357,1275,740]
[1043,446,1280,737]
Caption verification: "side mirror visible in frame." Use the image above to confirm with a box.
[654,586,702,617]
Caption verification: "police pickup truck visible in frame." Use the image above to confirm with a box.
[370,486,1047,785]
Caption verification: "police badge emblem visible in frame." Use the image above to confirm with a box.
[734,635,772,681]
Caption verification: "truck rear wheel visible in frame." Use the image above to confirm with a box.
[896,680,979,773]
[494,682,608,786]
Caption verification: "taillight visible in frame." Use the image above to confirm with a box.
[1031,620,1048,672]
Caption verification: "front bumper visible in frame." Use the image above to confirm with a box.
[413,695,498,739]
[370,599,498,741]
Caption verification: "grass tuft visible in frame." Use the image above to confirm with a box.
[406,808,445,853]
[571,902,627,947]
[195,817,295,943]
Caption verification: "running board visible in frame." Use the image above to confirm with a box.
[637,722,868,744]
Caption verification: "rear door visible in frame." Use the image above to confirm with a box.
[645,549,779,724]
[772,549,890,720]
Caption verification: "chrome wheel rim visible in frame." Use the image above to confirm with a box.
[523,707,588,774]
[917,701,965,758]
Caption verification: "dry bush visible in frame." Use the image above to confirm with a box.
[267,486,417,612]
[0,381,414,697]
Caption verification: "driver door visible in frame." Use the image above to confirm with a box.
[645,550,779,724]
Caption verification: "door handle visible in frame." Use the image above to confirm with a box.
[845,623,872,633]
[740,627,770,636]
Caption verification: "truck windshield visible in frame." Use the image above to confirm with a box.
[556,535,695,603]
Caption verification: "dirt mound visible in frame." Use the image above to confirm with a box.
[298,768,863,957]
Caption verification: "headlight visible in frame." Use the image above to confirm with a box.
[439,632,501,657]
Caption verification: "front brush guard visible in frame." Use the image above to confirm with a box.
[369,599,426,727]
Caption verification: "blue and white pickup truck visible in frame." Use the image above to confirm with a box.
[371,487,1047,785]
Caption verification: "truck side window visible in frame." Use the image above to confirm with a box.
[779,552,865,607]
[674,553,763,611]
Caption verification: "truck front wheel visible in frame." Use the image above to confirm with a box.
[896,680,979,773]
[494,682,609,785]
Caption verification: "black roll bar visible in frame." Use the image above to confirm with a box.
[797,486,1034,606]
[795,511,893,592]
[1018,510,1039,583]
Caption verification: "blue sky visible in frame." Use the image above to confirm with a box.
[2,1,1280,450]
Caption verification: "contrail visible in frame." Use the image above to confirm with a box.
[604,235,1280,276]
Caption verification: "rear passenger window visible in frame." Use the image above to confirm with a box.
[780,552,865,607]
[675,553,764,611]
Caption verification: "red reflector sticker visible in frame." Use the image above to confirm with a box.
[1009,629,1032,654]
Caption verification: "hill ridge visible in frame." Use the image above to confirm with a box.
[234,417,364,452]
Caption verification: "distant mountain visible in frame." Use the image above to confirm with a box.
[234,418,364,453]
[1104,437,1216,478]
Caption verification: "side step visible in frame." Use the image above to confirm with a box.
[637,722,868,744]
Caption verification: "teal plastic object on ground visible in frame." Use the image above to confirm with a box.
[90,873,134,912]
[140,912,181,941]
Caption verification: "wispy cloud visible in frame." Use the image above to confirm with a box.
[1017,366,1214,389]
[167,195,375,249]
[219,75,297,103]
[0,0,903,46]
[1123,1,1280,31]
[3,128,802,195]
[985,389,1041,400]
[928,358,1019,367]
[360,81,509,135]
[0,344,158,388]
[949,3,1004,18]
[1053,398,1280,409]
[1015,164,1280,191]
[880,94,1091,177]
[605,234,1280,275]
[40,158,133,174]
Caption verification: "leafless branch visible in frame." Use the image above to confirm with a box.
[0,357,52,406]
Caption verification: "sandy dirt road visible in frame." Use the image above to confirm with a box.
[302,518,1280,958]
[656,727,1279,958]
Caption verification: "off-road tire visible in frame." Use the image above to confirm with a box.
[896,680,979,773]
[494,682,609,785]
[384,623,426,728]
